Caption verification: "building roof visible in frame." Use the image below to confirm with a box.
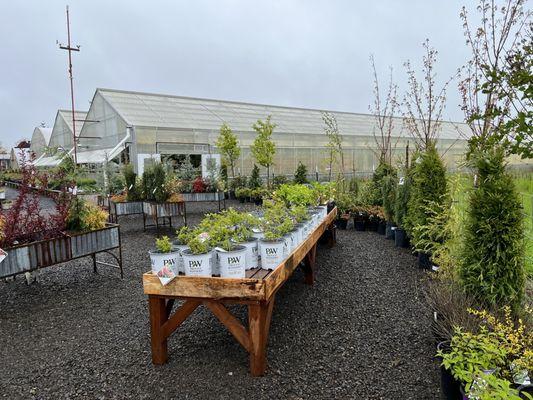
[57,109,88,133]
[96,88,470,140]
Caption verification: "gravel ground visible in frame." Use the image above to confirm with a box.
[0,200,441,399]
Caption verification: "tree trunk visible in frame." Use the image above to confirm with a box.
[266,165,270,188]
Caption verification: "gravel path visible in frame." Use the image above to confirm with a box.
[0,201,441,399]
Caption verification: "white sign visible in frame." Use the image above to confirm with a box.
[0,248,7,264]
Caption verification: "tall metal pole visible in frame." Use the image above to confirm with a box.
[59,5,80,165]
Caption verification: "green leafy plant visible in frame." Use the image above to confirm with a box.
[155,236,173,253]
[274,184,315,207]
[262,199,294,240]
[272,174,288,187]
[66,198,108,232]
[294,162,308,184]
[187,234,210,255]
[459,148,525,310]
[311,182,336,205]
[290,204,311,223]
[251,116,276,187]
[395,165,413,229]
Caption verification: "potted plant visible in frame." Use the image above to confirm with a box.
[149,236,179,285]
[394,170,412,247]
[209,219,248,279]
[181,232,212,277]
[225,210,260,270]
[290,204,311,242]
[259,200,292,269]
[334,193,352,230]
[172,226,193,274]
[352,205,368,231]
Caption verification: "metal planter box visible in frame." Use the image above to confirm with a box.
[110,201,144,216]
[69,224,120,258]
[182,192,224,202]
[0,224,121,279]
[143,201,184,218]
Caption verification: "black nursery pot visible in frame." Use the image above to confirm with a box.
[436,342,462,400]
[337,217,348,230]
[394,227,410,248]
[377,221,386,235]
[327,201,336,213]
[367,218,379,232]
[353,216,366,231]
[254,197,263,206]
[385,221,396,239]
[238,196,245,203]
[418,252,432,270]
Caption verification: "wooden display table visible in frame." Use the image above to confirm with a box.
[143,207,337,376]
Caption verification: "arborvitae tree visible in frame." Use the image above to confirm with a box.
[381,173,397,222]
[365,162,396,206]
[142,162,167,202]
[294,162,308,184]
[405,143,447,246]
[123,163,140,201]
[248,164,262,189]
[459,148,525,310]
[395,163,413,229]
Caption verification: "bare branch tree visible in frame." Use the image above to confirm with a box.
[322,112,344,182]
[369,55,400,165]
[403,39,453,150]
[459,0,532,158]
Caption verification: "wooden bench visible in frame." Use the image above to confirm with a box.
[142,207,337,376]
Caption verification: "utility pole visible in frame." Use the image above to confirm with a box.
[58,5,80,165]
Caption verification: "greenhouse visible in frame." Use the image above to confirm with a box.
[34,109,87,167]
[78,88,472,176]
[29,126,52,158]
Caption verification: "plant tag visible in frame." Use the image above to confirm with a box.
[152,188,157,194]
[72,186,78,195]
[214,247,227,253]
[252,228,262,233]
[0,248,7,264]
[399,177,405,185]
[128,184,133,190]
[431,265,439,272]
[433,311,438,322]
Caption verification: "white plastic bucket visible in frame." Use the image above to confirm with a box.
[252,231,265,240]
[149,250,179,285]
[171,243,188,274]
[217,246,247,279]
[240,238,259,270]
[182,250,212,277]
[282,234,293,255]
[259,239,286,270]
[316,206,327,220]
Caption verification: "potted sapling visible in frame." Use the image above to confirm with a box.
[182,231,212,277]
[149,235,179,285]
[290,204,310,244]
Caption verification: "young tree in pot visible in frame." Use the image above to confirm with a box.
[394,164,413,247]
[149,236,179,285]
[335,193,353,230]
[123,163,140,201]
[251,116,276,188]
[289,204,311,242]
[215,122,241,181]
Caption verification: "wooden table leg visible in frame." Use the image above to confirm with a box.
[248,299,275,376]
[149,296,169,365]
[301,244,317,285]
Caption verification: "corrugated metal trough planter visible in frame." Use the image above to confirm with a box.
[142,201,187,232]
[110,200,144,217]
[181,192,225,202]
[0,223,123,279]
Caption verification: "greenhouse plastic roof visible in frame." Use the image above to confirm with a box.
[97,88,470,140]
[32,126,53,144]
[75,132,130,164]
[57,109,88,133]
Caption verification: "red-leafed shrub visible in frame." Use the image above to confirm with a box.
[0,152,72,247]
[192,176,206,193]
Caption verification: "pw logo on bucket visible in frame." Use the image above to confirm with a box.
[189,260,203,268]
[227,256,242,265]
[266,248,278,255]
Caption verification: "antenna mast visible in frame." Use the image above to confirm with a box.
[58,5,80,165]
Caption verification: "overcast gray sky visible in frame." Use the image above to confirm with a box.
[0,0,475,149]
